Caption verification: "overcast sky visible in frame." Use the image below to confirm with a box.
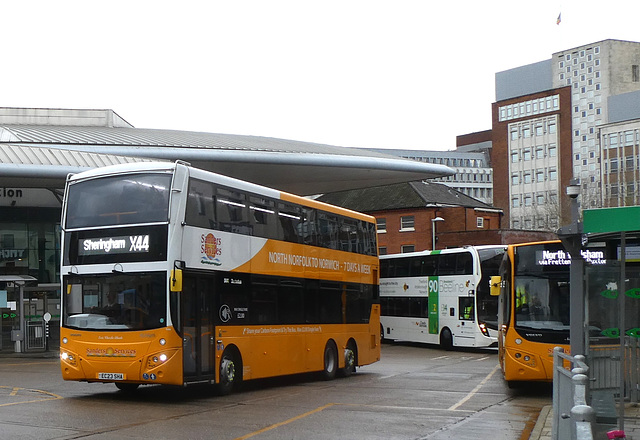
[3,1,640,150]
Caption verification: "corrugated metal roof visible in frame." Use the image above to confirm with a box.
[0,125,395,158]
[0,144,156,168]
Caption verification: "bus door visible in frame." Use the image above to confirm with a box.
[457,295,476,345]
[181,274,215,380]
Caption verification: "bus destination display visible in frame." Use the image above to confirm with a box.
[78,235,150,256]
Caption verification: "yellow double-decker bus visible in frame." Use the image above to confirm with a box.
[59,161,380,393]
[492,241,574,386]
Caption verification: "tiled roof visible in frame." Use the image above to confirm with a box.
[317,181,492,212]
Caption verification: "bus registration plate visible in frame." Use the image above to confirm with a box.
[98,372,125,380]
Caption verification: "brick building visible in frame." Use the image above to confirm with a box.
[317,181,504,254]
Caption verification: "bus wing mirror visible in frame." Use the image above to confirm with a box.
[171,262,184,292]
[490,276,502,296]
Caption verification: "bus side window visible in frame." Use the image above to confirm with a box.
[185,179,215,229]
[216,188,250,235]
[278,203,302,243]
[249,196,278,239]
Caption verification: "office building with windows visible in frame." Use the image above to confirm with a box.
[494,39,640,229]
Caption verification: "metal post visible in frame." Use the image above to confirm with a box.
[431,216,444,251]
[18,282,25,353]
[619,232,626,432]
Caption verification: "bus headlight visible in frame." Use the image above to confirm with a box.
[60,351,77,366]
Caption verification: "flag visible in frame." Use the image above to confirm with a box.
[557,13,561,25]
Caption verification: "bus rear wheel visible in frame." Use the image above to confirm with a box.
[218,348,240,395]
[340,340,357,377]
[322,340,338,380]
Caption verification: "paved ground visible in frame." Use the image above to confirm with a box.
[529,403,640,440]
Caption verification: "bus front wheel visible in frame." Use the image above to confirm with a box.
[322,340,338,380]
[218,348,240,395]
[440,328,453,351]
[115,382,140,392]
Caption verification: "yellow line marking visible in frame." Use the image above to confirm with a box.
[0,361,58,367]
[448,364,499,411]
[0,385,63,407]
[234,403,336,440]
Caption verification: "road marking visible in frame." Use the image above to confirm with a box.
[433,355,449,360]
[475,356,491,362]
[448,364,500,411]
[0,385,63,407]
[234,401,479,440]
[234,403,335,440]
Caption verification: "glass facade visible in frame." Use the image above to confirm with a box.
[0,208,60,283]
[0,207,61,352]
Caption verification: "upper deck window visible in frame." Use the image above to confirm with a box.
[66,173,172,229]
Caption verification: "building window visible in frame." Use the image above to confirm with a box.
[400,216,415,231]
[523,173,532,184]
[524,196,532,206]
[549,169,557,181]
[537,194,545,205]
[511,174,519,185]
[512,198,520,208]
[401,245,415,253]
[378,247,387,256]
[523,149,531,161]
[625,131,634,146]
[536,171,545,182]
[633,65,639,82]
[511,152,519,163]
[476,217,484,228]
[376,218,386,233]
[536,148,544,159]
[610,158,618,172]
[511,130,518,140]
[549,122,557,133]
[549,144,557,157]
[523,126,531,138]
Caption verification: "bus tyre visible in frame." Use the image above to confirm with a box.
[218,349,239,395]
[440,328,453,351]
[115,383,140,392]
[322,341,338,381]
[340,340,357,377]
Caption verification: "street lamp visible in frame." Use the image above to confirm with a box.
[431,216,444,250]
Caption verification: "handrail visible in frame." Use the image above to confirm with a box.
[553,347,594,440]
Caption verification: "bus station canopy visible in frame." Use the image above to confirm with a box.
[0,118,454,195]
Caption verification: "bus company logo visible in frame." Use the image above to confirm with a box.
[201,233,222,266]
[219,304,232,323]
[86,347,136,357]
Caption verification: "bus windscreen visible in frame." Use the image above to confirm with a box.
[66,173,172,228]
